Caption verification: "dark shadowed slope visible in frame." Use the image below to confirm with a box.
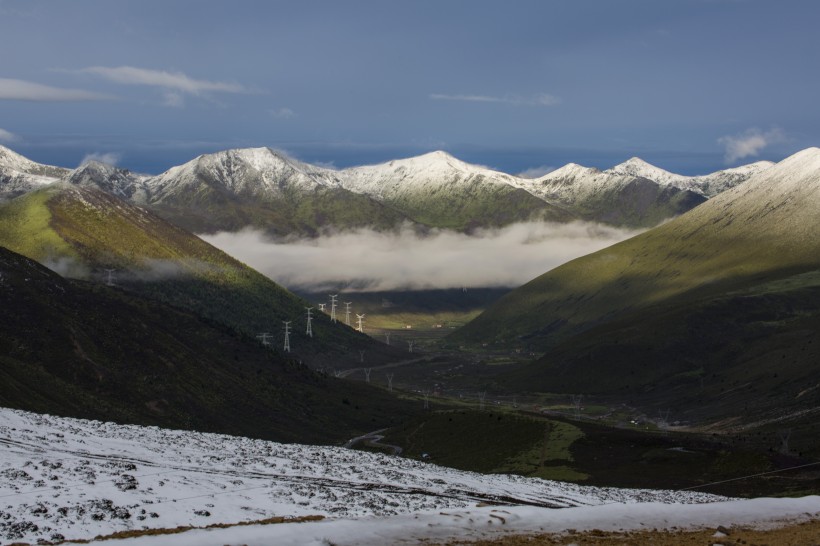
[0,246,417,443]
[0,184,405,368]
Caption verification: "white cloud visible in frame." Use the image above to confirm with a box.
[517,165,555,179]
[79,152,122,166]
[269,107,296,119]
[429,93,561,106]
[718,127,785,163]
[0,78,112,101]
[0,128,19,143]
[313,160,338,170]
[79,66,247,95]
[201,222,641,292]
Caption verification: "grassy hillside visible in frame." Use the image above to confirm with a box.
[500,271,820,427]
[0,184,405,368]
[384,184,575,231]
[0,247,418,444]
[453,148,820,350]
[150,184,411,236]
[573,178,706,227]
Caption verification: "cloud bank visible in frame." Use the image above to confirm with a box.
[517,165,556,179]
[0,128,18,143]
[201,222,641,292]
[0,78,112,101]
[80,152,122,166]
[79,66,247,95]
[718,127,785,163]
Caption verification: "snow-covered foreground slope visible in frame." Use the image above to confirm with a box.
[0,408,732,544]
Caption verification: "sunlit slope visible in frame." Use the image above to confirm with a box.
[454,148,820,349]
[0,247,415,443]
[0,184,401,366]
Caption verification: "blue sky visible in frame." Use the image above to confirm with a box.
[1,0,818,176]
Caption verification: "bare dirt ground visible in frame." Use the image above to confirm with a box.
[447,518,820,545]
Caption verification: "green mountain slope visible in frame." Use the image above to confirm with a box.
[500,271,820,428]
[0,246,416,443]
[0,184,403,368]
[453,148,820,350]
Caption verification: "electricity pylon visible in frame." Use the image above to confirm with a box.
[283,321,292,352]
[104,268,116,286]
[305,307,314,337]
[329,294,338,323]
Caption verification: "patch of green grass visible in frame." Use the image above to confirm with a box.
[0,189,74,259]
[380,410,588,480]
[495,420,588,480]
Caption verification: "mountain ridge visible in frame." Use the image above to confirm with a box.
[0,144,783,232]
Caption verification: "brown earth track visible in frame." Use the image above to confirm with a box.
[447,517,820,545]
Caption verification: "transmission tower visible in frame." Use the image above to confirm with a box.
[318,303,326,312]
[305,307,314,337]
[571,395,583,419]
[356,313,365,333]
[423,391,430,410]
[359,349,365,363]
[104,268,116,286]
[256,332,272,347]
[364,368,372,383]
[344,302,352,325]
[283,321,292,353]
[407,340,414,353]
[386,373,394,392]
[329,294,338,323]
[384,332,391,345]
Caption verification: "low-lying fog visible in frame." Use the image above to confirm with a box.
[201,222,642,292]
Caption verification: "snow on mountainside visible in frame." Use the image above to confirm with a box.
[0,144,786,231]
[0,407,728,545]
[677,147,820,240]
[144,147,343,203]
[691,161,774,197]
[338,150,573,228]
[0,145,68,200]
[606,157,690,188]
[65,160,149,200]
[605,156,773,196]
[512,161,705,226]
[339,150,520,198]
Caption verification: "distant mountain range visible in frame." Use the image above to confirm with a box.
[0,145,771,233]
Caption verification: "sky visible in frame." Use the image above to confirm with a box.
[1,0,819,176]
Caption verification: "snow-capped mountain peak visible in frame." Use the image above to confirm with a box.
[606,157,689,186]
[0,144,66,177]
[0,145,68,200]
[537,162,601,180]
[144,147,345,204]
